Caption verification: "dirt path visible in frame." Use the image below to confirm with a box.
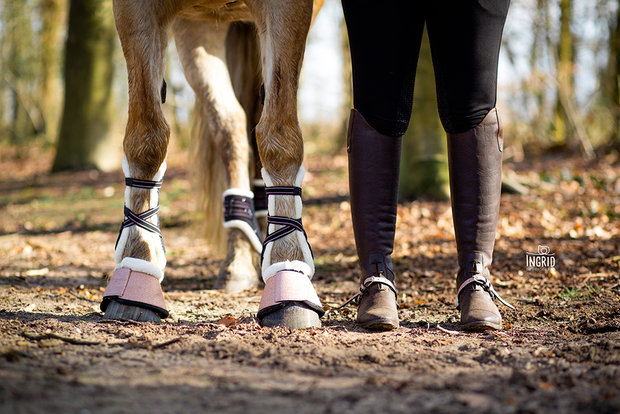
[0,147,618,413]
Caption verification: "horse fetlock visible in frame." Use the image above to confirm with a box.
[216,229,260,293]
[124,127,170,179]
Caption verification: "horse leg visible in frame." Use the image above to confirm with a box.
[246,0,323,328]
[173,18,260,293]
[225,22,268,232]
[101,0,180,322]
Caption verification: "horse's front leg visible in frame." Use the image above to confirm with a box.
[100,1,179,321]
[247,0,323,328]
[172,18,260,294]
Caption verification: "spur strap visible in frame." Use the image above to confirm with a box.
[457,271,514,310]
[338,274,397,309]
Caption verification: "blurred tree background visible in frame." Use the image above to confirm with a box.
[0,0,618,190]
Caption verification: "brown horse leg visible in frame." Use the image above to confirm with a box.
[246,0,323,328]
[173,19,260,293]
[225,22,268,233]
[101,0,180,321]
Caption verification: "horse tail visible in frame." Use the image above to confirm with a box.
[190,103,227,256]
[190,21,262,256]
[226,22,263,183]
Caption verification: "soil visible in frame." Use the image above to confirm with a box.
[0,144,619,413]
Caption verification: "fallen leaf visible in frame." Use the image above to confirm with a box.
[217,315,237,327]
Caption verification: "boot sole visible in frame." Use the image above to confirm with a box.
[357,317,399,331]
[259,303,321,329]
[461,320,502,331]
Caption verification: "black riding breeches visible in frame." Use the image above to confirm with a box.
[342,0,510,136]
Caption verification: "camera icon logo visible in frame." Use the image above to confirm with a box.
[538,245,551,255]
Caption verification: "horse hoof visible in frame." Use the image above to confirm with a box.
[216,262,260,294]
[217,276,259,294]
[104,300,162,322]
[259,302,321,329]
[216,230,260,294]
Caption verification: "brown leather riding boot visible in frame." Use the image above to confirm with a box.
[347,109,400,330]
[447,108,514,331]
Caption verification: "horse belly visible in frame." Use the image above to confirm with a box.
[177,0,253,23]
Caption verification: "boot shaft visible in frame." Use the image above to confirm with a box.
[347,109,402,281]
[447,108,503,273]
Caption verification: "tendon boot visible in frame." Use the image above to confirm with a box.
[447,108,514,331]
[347,109,400,330]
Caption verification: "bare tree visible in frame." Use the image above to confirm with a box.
[610,0,620,146]
[1,0,42,143]
[40,0,68,142]
[399,27,449,201]
[52,0,118,172]
[552,0,576,145]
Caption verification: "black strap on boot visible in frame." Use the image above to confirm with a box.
[260,185,313,265]
[223,192,262,253]
[115,177,164,251]
[252,179,268,217]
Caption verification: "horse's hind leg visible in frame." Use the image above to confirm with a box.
[247,0,323,328]
[226,22,268,231]
[100,1,178,321]
[173,19,260,293]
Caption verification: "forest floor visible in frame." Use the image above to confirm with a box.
[0,143,618,413]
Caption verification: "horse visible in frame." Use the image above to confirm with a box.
[100,0,325,329]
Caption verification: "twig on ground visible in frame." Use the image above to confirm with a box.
[152,337,181,349]
[21,331,101,346]
[69,291,98,303]
[437,325,461,335]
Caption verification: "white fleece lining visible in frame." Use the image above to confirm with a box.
[223,220,262,253]
[262,260,313,282]
[223,188,254,199]
[114,157,167,280]
[260,166,315,282]
[115,258,164,283]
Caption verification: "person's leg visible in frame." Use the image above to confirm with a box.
[427,0,509,134]
[427,0,513,330]
[342,0,424,330]
[343,0,423,137]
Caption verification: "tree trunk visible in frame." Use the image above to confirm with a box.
[399,27,449,201]
[530,0,549,136]
[3,0,40,143]
[612,0,620,146]
[52,0,118,172]
[40,0,67,142]
[552,0,575,146]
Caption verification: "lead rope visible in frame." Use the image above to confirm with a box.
[115,177,164,251]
